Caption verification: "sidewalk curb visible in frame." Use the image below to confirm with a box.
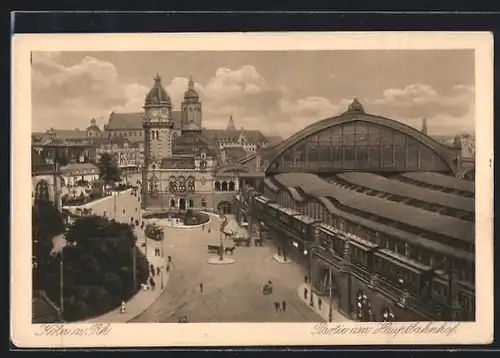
[125,265,174,322]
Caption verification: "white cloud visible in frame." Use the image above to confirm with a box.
[369,83,474,135]
[31,54,474,137]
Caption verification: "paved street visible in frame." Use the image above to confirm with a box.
[130,214,324,323]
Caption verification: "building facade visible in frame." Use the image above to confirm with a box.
[95,138,144,173]
[141,74,240,212]
[234,99,475,323]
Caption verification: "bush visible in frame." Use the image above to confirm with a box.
[43,216,149,322]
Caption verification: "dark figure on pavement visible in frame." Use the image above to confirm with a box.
[151,268,155,278]
[166,263,170,273]
[150,264,154,273]
[208,228,211,233]
[202,224,205,231]
[304,287,308,300]
[318,297,322,310]
[149,277,155,291]
[304,275,308,284]
[274,302,281,313]
[156,267,160,276]
[200,282,204,293]
[168,255,172,263]
[282,300,287,312]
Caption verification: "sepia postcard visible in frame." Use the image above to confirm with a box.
[11,32,494,348]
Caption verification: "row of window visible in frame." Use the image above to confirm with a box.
[276,144,448,171]
[110,130,143,138]
[264,187,474,285]
[214,180,237,192]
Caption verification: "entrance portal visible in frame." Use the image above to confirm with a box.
[179,198,186,211]
[217,201,232,214]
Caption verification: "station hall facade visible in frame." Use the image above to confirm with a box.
[236,100,475,323]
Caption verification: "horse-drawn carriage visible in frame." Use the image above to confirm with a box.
[145,223,164,241]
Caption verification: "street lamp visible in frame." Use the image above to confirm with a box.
[59,249,64,316]
[309,246,316,307]
[328,267,333,323]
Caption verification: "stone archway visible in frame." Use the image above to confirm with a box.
[179,198,187,211]
[217,201,232,214]
[35,180,51,202]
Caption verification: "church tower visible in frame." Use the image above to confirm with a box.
[181,74,202,132]
[226,116,236,131]
[142,74,174,166]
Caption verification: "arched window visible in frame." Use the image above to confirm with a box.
[187,176,196,192]
[178,176,186,193]
[169,176,177,192]
[149,174,159,195]
[189,199,194,208]
[221,181,228,191]
[170,199,176,208]
[35,180,50,202]
[228,181,235,192]
[214,181,221,191]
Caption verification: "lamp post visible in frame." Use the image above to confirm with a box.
[219,212,225,261]
[59,249,64,316]
[328,267,333,322]
[132,244,137,291]
[309,246,316,307]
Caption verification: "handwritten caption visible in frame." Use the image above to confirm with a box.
[312,322,461,337]
[35,323,112,337]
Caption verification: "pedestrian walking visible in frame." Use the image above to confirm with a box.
[274,302,281,313]
[208,228,211,233]
[304,287,308,300]
[156,267,160,276]
[149,277,155,291]
[199,282,204,293]
[166,263,170,273]
[151,268,155,278]
[150,264,154,273]
[120,301,126,314]
[168,255,172,263]
[304,275,308,284]
[202,224,205,231]
[281,300,287,312]
[318,297,322,310]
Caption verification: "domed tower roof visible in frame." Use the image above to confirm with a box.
[183,74,199,101]
[145,74,172,107]
[86,118,100,131]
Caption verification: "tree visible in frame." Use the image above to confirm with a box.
[97,153,121,186]
[44,216,149,322]
[32,200,65,290]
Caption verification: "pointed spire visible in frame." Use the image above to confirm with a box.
[154,73,162,85]
[421,118,428,134]
[188,74,194,90]
[226,116,236,131]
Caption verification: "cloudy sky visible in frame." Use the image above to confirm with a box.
[31,50,474,137]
